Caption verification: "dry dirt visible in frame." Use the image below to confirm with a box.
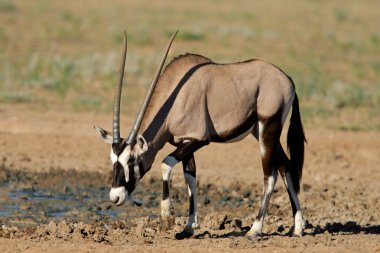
[0,104,379,252]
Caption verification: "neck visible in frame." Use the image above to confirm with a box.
[140,121,170,174]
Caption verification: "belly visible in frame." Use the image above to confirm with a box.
[210,113,257,143]
[223,126,254,143]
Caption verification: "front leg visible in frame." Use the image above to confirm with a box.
[160,156,178,231]
[175,154,198,240]
[160,139,206,234]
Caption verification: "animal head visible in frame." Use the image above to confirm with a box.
[94,30,177,206]
[94,127,148,205]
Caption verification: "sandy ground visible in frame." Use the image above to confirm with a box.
[0,104,379,252]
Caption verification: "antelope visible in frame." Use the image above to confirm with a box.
[95,31,306,240]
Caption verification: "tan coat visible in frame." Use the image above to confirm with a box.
[141,54,295,144]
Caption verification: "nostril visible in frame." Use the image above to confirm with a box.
[111,196,119,204]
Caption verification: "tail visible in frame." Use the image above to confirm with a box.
[287,93,306,193]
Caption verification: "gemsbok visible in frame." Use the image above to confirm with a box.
[95,31,306,240]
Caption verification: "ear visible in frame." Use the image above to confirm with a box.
[94,126,113,144]
[136,135,148,154]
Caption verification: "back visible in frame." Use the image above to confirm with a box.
[166,58,294,142]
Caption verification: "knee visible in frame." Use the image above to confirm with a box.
[161,156,178,179]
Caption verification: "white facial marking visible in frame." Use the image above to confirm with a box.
[258,121,266,157]
[110,146,131,183]
[109,186,127,206]
[118,147,130,167]
[110,150,118,164]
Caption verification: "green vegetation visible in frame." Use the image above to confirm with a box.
[0,0,379,130]
[176,30,206,41]
[0,0,17,13]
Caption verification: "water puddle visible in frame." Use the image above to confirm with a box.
[0,167,249,227]
[0,183,138,226]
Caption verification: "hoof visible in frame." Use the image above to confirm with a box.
[245,231,261,241]
[292,231,303,237]
[160,216,175,232]
[175,230,193,240]
[292,223,304,237]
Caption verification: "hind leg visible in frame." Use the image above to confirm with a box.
[246,120,280,238]
[277,146,305,236]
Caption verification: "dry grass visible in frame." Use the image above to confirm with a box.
[0,0,379,129]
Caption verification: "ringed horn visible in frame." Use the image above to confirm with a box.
[112,30,127,144]
[126,30,178,145]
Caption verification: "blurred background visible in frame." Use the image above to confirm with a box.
[0,0,379,130]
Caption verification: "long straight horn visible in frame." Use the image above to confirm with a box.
[113,30,128,144]
[126,30,178,145]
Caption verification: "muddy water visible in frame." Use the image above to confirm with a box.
[0,166,256,227]
[0,167,158,226]
[0,184,115,225]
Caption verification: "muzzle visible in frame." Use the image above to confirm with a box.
[109,186,127,206]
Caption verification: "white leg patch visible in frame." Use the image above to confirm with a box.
[186,213,199,231]
[162,156,178,181]
[267,173,276,193]
[161,198,171,218]
[247,171,277,237]
[294,211,304,236]
[284,173,304,236]
[247,217,264,236]
[258,121,266,157]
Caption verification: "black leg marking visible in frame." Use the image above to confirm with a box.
[188,194,195,216]
[170,140,207,162]
[162,180,169,200]
[175,154,198,240]
[277,145,304,236]
[277,147,297,216]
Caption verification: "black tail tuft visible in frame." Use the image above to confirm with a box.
[287,93,306,193]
